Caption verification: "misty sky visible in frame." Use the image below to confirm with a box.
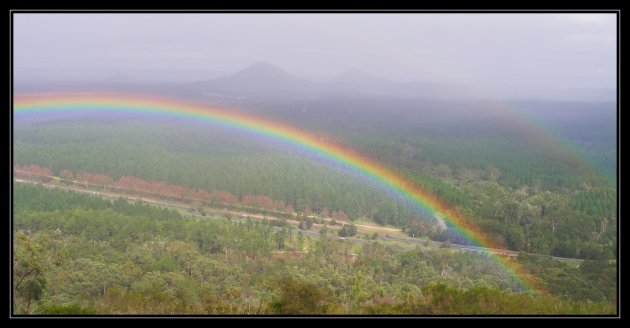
[13,13,617,99]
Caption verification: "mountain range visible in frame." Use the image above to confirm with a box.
[14,62,615,102]
[188,62,479,101]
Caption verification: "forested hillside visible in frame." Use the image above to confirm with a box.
[14,107,617,260]
[13,185,615,314]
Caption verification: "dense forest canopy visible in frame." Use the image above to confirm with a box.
[14,97,617,260]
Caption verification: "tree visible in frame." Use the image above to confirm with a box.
[435,164,452,177]
[130,271,178,313]
[270,277,333,314]
[166,241,199,277]
[484,165,501,182]
[274,230,286,249]
[336,210,348,222]
[319,226,328,239]
[297,231,305,251]
[339,224,358,237]
[13,232,48,313]
[347,223,358,236]
[59,169,75,182]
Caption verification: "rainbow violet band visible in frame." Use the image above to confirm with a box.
[13,92,545,296]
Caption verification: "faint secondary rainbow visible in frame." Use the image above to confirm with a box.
[13,92,545,295]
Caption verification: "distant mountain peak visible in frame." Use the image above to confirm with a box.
[233,62,293,80]
[191,62,313,99]
[245,61,282,70]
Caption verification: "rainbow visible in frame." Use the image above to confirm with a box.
[13,92,545,296]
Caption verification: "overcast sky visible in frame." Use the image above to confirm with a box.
[13,13,617,99]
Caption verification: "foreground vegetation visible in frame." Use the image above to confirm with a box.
[13,185,615,315]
